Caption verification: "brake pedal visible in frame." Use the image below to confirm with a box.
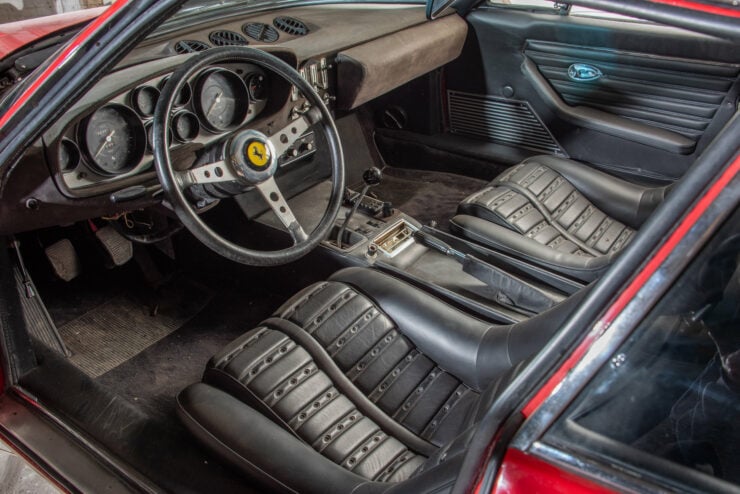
[95,225,133,267]
[44,239,82,282]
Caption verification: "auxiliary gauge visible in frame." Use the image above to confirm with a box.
[131,85,160,117]
[246,73,268,101]
[172,111,200,142]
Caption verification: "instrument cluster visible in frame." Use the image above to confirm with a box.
[53,63,270,196]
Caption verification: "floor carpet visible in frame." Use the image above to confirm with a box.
[59,277,213,377]
[359,166,487,230]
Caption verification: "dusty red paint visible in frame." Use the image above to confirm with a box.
[646,0,740,18]
[492,449,616,494]
[0,8,104,59]
[0,1,128,131]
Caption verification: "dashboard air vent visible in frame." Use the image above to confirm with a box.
[243,22,280,43]
[273,16,309,36]
[174,40,210,54]
[208,30,248,46]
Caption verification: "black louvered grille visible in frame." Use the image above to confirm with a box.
[273,16,308,36]
[208,30,248,46]
[447,91,564,155]
[174,40,210,54]
[243,22,280,42]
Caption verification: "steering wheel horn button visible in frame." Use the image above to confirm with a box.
[245,139,271,169]
[229,129,278,183]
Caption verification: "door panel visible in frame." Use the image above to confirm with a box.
[445,8,740,182]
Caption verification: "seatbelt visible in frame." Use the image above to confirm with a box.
[413,230,558,314]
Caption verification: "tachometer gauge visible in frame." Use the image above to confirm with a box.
[246,73,267,101]
[194,68,249,132]
[131,85,159,117]
[172,111,200,142]
[81,104,146,175]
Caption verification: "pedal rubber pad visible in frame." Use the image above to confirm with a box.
[95,226,133,267]
[44,239,82,282]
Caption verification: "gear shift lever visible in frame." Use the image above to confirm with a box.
[336,167,382,248]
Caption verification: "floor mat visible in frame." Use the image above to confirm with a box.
[361,167,487,229]
[96,292,282,419]
[59,278,213,378]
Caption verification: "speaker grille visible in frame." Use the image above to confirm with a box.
[447,91,564,155]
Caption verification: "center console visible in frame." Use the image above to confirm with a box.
[255,167,583,325]
[315,171,583,324]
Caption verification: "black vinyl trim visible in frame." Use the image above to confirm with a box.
[522,58,697,154]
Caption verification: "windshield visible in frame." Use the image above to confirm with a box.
[0,0,112,24]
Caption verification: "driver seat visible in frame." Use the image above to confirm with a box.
[177,268,586,493]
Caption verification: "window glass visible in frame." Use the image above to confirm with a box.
[0,0,113,25]
[487,0,643,22]
[545,206,740,489]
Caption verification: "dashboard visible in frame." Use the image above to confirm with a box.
[50,61,272,195]
[0,3,467,235]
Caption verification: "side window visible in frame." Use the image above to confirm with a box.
[544,207,740,490]
[487,0,643,22]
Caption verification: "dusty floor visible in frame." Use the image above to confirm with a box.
[0,440,59,494]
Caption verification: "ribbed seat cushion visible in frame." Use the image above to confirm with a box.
[204,281,481,482]
[458,160,635,257]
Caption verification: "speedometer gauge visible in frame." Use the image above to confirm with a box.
[194,68,249,132]
[80,104,146,175]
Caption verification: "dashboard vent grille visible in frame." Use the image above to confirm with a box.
[243,22,280,43]
[448,91,564,155]
[273,16,309,36]
[208,30,248,46]
[174,40,210,54]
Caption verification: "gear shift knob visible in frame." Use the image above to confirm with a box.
[362,167,383,187]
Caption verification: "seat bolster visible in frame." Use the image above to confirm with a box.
[527,155,667,229]
[475,285,590,387]
[450,215,613,282]
[177,383,377,494]
[329,267,492,390]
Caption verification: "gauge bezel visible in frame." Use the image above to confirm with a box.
[130,85,160,118]
[79,103,147,176]
[193,67,250,133]
[172,110,201,143]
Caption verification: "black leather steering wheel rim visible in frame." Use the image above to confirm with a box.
[153,47,344,266]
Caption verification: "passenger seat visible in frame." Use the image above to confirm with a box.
[451,155,671,281]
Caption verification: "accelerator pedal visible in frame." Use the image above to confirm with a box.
[95,225,133,267]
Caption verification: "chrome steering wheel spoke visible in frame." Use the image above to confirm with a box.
[267,109,319,158]
[176,160,239,187]
[255,176,308,244]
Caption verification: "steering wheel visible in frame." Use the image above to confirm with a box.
[152,47,344,266]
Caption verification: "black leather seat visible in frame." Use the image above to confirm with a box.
[451,155,671,281]
[177,267,586,493]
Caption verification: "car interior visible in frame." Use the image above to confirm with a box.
[0,1,738,492]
